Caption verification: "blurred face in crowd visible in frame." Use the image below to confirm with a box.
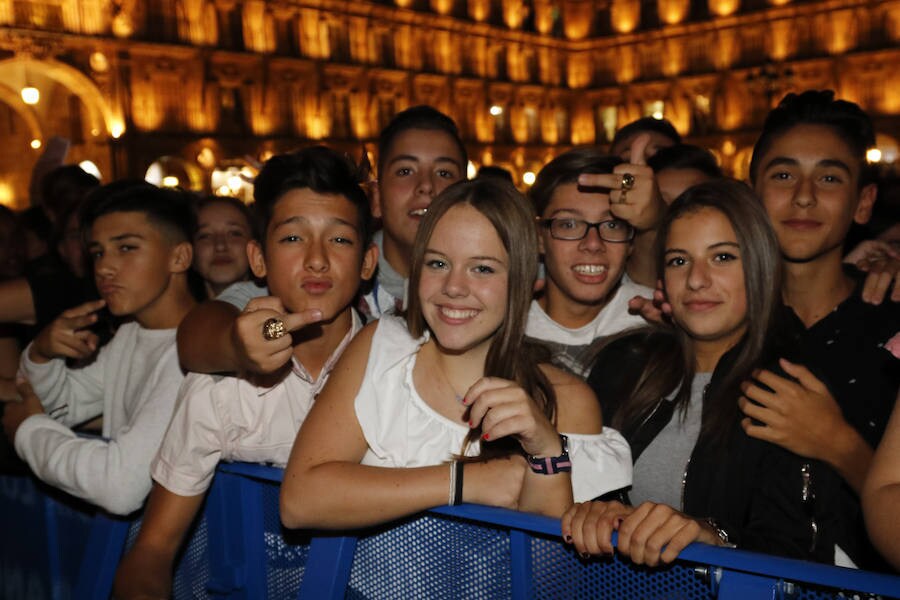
[192,201,254,297]
[0,212,25,280]
[656,168,713,205]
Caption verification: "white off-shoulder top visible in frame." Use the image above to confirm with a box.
[355,316,633,502]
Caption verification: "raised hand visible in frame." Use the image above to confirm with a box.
[29,299,106,363]
[844,239,900,304]
[577,134,665,232]
[628,279,672,324]
[231,296,323,375]
[463,376,560,458]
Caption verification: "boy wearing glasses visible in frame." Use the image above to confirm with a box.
[527,148,654,376]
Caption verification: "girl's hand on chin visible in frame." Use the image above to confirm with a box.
[463,377,560,457]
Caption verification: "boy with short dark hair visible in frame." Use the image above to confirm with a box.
[739,90,899,569]
[1,183,196,515]
[176,105,467,374]
[113,147,377,599]
[527,148,651,376]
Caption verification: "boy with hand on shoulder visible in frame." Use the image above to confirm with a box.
[113,147,377,599]
[1,183,196,515]
[176,105,466,375]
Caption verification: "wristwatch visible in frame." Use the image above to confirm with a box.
[527,434,572,475]
[704,517,736,548]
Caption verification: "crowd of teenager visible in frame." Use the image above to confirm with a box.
[0,89,898,598]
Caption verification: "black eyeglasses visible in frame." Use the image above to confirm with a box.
[540,218,635,242]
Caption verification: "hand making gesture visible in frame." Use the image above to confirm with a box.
[231,296,323,375]
[577,134,665,232]
[29,299,106,363]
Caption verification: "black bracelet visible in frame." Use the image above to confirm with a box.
[454,461,464,506]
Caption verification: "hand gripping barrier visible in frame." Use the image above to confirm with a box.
[2,462,899,599]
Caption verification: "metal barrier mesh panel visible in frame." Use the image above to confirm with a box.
[51,494,95,599]
[262,482,311,599]
[171,513,211,599]
[0,475,53,599]
[786,580,895,600]
[530,535,713,600]
[347,515,512,599]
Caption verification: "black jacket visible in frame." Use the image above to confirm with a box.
[588,331,843,565]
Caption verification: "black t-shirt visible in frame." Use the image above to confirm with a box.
[782,281,900,448]
[780,278,898,571]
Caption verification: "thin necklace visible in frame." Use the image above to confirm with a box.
[433,354,467,403]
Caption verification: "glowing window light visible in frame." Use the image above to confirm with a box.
[866,148,882,163]
[79,160,102,180]
[21,87,40,105]
[489,105,503,117]
[162,175,180,188]
[227,174,244,194]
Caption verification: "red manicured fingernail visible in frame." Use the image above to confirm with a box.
[468,420,473,427]
[482,433,490,440]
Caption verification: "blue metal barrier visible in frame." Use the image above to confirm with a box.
[2,463,899,599]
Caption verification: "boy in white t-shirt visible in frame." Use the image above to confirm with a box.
[527,147,657,376]
[113,147,377,599]
[2,183,196,515]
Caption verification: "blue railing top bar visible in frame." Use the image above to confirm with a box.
[217,461,900,598]
[3,461,900,600]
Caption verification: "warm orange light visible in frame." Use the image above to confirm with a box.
[0,183,14,207]
[21,86,39,105]
[658,0,689,24]
[709,0,740,17]
[611,0,640,33]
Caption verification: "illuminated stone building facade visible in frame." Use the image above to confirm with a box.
[0,0,898,205]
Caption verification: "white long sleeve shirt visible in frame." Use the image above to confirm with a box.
[15,322,183,515]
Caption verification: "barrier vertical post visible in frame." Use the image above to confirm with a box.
[715,569,779,599]
[297,536,358,600]
[509,529,532,599]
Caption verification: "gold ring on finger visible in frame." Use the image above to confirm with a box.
[621,172,635,191]
[262,318,286,341]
